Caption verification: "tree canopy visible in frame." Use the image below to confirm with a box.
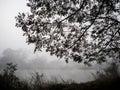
[15,0,120,65]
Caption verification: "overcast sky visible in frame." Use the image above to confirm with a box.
[0,0,33,54]
[0,0,99,83]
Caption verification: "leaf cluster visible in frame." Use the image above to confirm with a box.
[15,0,120,64]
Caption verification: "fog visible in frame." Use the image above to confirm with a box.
[0,48,96,83]
[0,0,98,83]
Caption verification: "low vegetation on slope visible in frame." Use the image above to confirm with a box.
[0,62,120,90]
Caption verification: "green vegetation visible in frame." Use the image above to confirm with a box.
[0,62,120,90]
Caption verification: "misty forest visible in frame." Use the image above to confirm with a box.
[0,0,120,90]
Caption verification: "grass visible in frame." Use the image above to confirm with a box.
[0,62,120,90]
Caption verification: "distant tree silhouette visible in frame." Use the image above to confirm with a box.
[15,0,120,64]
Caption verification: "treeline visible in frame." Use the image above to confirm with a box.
[0,62,120,90]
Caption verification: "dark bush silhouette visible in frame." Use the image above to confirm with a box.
[0,62,120,90]
[0,63,19,90]
[0,63,30,90]
[95,62,120,80]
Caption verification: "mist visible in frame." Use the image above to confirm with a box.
[0,48,96,83]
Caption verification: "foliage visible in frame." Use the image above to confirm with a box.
[94,61,120,80]
[0,62,120,90]
[0,63,18,90]
[0,63,30,90]
[0,63,75,90]
[15,0,120,64]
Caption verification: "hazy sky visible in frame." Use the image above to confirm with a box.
[0,0,98,83]
[0,0,34,54]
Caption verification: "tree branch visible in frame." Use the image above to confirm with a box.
[98,28,120,54]
[99,16,120,24]
[69,0,105,48]
[58,0,86,24]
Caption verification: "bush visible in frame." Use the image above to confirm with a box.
[0,63,21,90]
[1,62,119,90]
[95,62,119,80]
[0,63,32,90]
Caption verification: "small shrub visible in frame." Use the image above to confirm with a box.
[0,63,21,90]
[95,62,119,80]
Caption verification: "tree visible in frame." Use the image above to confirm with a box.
[15,0,120,65]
